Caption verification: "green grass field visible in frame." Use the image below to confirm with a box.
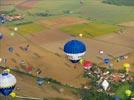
[115,82,133,99]
[10,23,45,35]
[129,72,134,77]
[61,22,119,37]
[28,0,134,24]
[1,0,134,37]
[1,0,134,24]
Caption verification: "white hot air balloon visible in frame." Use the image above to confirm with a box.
[99,50,104,54]
[101,80,109,91]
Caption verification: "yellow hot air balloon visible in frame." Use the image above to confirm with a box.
[125,89,132,97]
[80,58,84,64]
[10,92,16,98]
[123,63,130,73]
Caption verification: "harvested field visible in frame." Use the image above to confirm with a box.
[16,0,39,9]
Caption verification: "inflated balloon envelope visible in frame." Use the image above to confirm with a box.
[0,70,16,96]
[64,40,86,63]
[0,33,3,40]
[82,60,93,70]
[104,58,110,64]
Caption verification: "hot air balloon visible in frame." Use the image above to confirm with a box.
[101,80,109,91]
[10,92,16,98]
[125,89,132,97]
[0,70,16,97]
[10,32,15,37]
[104,58,110,64]
[80,58,84,64]
[14,27,18,31]
[82,60,93,70]
[123,63,130,73]
[114,96,120,100]
[8,47,14,53]
[99,50,104,54]
[64,40,86,63]
[0,33,3,64]
[0,33,3,40]
[79,33,83,37]
[0,58,2,63]
[0,16,5,24]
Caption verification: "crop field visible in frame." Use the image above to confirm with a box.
[27,0,134,24]
[0,0,134,100]
[61,22,119,37]
[10,23,45,35]
[1,0,134,24]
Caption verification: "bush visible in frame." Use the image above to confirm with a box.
[0,9,16,15]
[63,10,73,14]
[14,21,33,25]
[35,11,52,17]
[103,0,134,6]
[79,89,113,100]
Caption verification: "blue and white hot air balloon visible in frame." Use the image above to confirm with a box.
[0,70,16,96]
[0,16,5,24]
[64,40,86,63]
[104,58,110,64]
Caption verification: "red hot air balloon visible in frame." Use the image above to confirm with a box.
[82,60,93,70]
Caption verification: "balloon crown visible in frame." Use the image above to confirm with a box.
[1,69,10,76]
[2,71,8,76]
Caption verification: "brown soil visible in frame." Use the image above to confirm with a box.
[38,16,88,28]
[16,0,38,9]
[0,0,26,5]
[119,21,134,27]
[0,25,88,88]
